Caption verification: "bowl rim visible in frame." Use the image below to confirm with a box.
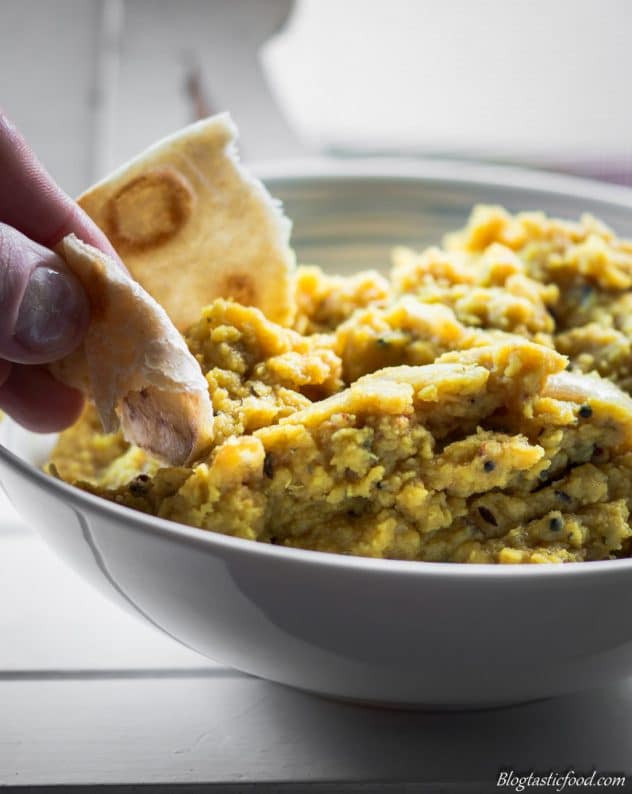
[252,154,632,210]
[4,156,632,581]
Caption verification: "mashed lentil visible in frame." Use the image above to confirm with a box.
[50,206,632,563]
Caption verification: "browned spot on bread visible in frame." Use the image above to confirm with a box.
[222,273,257,306]
[107,168,195,251]
[80,260,109,322]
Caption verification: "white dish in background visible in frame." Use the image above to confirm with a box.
[3,159,632,709]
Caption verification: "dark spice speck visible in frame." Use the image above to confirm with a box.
[579,404,593,419]
[483,460,495,473]
[580,284,594,304]
[549,516,564,532]
[478,506,498,526]
[129,477,150,497]
[263,452,275,479]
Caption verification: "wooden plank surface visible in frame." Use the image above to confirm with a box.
[3,671,632,786]
[1,513,632,787]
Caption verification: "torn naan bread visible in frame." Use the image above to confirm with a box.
[77,113,296,330]
[51,235,213,466]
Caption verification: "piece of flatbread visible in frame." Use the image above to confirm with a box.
[77,113,296,330]
[51,235,213,466]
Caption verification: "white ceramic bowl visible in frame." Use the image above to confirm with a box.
[3,159,632,709]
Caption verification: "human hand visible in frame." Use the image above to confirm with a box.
[0,112,120,432]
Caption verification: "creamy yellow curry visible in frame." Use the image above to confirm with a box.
[50,206,632,563]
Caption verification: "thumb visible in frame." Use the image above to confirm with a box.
[0,223,89,364]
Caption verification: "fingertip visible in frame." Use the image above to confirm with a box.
[0,224,91,365]
[13,263,91,361]
[0,364,84,432]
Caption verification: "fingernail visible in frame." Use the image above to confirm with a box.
[13,267,85,354]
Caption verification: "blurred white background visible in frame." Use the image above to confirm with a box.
[266,0,632,165]
[2,0,632,196]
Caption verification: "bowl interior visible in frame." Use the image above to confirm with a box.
[264,160,632,273]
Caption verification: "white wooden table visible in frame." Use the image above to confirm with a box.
[2,497,632,792]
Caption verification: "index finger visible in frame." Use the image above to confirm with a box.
[0,110,120,259]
